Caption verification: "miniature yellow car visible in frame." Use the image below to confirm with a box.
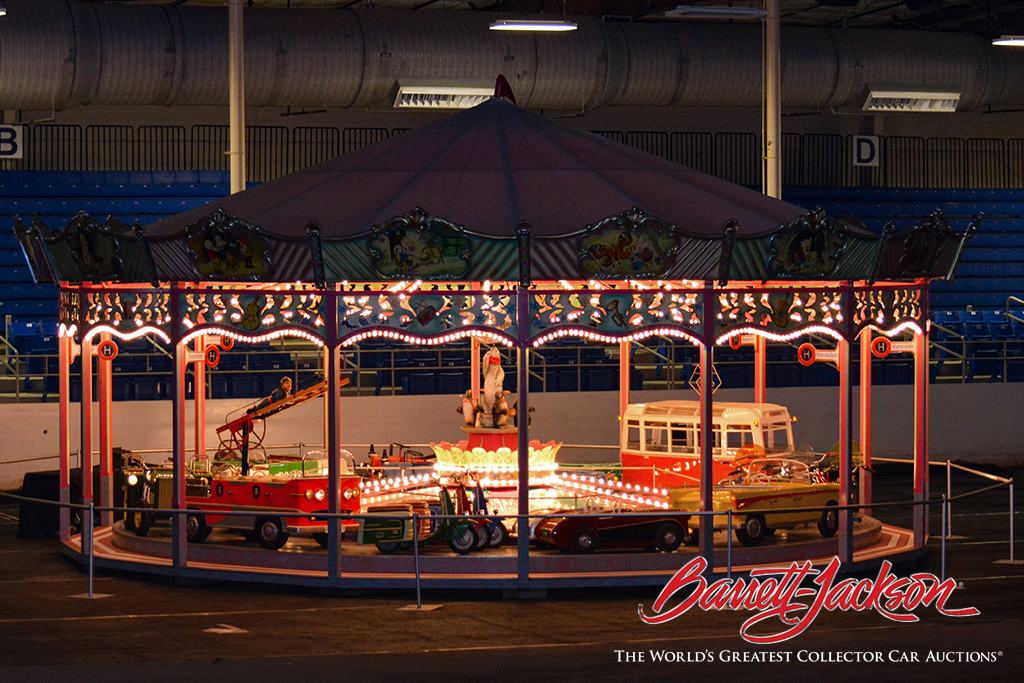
[668,460,839,547]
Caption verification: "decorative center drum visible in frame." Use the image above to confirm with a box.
[431,427,561,476]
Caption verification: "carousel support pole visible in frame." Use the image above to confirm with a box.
[471,336,481,402]
[228,0,245,195]
[58,328,72,542]
[322,345,329,451]
[753,334,767,404]
[194,336,206,459]
[80,334,94,551]
[515,223,532,590]
[837,336,854,563]
[98,332,113,527]
[325,291,343,579]
[698,285,715,577]
[170,289,187,568]
[619,340,630,419]
[913,323,930,548]
[859,330,873,516]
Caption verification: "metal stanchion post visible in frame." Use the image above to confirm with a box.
[946,461,953,537]
[88,503,95,598]
[726,509,732,580]
[1011,482,1016,564]
[413,513,422,609]
[941,495,947,581]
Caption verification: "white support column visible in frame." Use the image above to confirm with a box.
[763,0,782,201]
[228,0,246,195]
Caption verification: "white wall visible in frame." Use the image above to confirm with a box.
[2,383,1022,490]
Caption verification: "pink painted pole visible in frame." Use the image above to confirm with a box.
[754,334,767,403]
[80,336,94,522]
[471,336,481,401]
[619,340,630,420]
[913,327,930,548]
[97,332,113,527]
[194,336,206,458]
[58,331,71,542]
[859,330,873,515]
[837,337,854,563]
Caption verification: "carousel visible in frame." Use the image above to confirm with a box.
[13,97,975,589]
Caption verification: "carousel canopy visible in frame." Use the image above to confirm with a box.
[142,97,805,241]
[15,97,973,286]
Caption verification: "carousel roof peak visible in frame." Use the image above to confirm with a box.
[143,95,806,242]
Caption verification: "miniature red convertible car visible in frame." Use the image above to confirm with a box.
[532,506,692,554]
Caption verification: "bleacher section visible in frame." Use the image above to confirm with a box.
[787,188,1024,310]
[0,170,231,327]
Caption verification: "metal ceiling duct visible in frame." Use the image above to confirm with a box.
[0,0,1021,112]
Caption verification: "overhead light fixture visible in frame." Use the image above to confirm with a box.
[0,7,7,16]
[489,19,577,32]
[863,90,960,113]
[665,5,768,19]
[992,35,1024,46]
[393,81,493,110]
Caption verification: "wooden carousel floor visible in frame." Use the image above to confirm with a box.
[59,515,924,590]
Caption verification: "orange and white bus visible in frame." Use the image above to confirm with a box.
[619,400,798,489]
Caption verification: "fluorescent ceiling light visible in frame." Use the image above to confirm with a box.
[394,82,493,110]
[992,35,1024,46]
[863,90,960,113]
[0,8,7,16]
[489,19,577,32]
[665,5,768,19]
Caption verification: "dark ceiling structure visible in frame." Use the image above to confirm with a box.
[93,0,1024,37]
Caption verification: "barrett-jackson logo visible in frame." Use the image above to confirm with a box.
[639,556,979,644]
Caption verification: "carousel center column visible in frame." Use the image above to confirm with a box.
[325,288,344,579]
[698,283,715,576]
[515,223,532,589]
[170,285,188,568]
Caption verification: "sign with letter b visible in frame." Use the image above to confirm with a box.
[0,125,23,159]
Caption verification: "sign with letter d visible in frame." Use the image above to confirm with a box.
[853,135,879,167]
[0,125,24,159]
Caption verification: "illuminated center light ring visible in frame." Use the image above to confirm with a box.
[430,441,562,472]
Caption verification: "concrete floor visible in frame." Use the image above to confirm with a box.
[0,462,1022,683]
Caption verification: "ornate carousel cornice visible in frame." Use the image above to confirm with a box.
[14,204,974,287]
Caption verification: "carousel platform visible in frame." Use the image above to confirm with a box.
[58,515,923,591]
